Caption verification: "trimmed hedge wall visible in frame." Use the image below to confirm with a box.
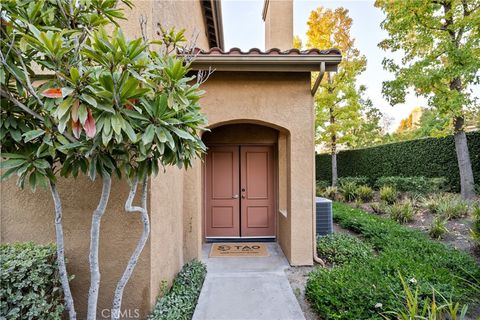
[316,131,480,192]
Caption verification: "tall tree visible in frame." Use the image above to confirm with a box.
[306,7,367,186]
[0,1,207,319]
[375,0,480,199]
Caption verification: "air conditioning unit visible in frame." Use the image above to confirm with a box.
[316,197,333,236]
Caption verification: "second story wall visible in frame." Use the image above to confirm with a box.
[118,0,210,49]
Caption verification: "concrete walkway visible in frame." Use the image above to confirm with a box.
[192,243,305,320]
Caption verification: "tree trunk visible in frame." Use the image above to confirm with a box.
[87,175,112,320]
[49,182,77,320]
[331,151,338,187]
[111,176,150,320]
[453,116,476,199]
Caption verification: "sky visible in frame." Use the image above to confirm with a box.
[221,0,429,131]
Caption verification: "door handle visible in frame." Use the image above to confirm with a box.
[232,195,239,199]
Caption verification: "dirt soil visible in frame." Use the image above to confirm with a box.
[285,265,319,320]
[357,201,480,263]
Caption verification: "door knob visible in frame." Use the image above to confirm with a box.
[232,195,239,199]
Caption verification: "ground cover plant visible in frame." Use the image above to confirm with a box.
[149,260,207,320]
[306,202,480,320]
[1,243,64,320]
[316,233,373,266]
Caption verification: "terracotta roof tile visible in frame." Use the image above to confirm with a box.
[192,47,341,56]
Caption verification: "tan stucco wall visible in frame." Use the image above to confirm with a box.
[0,177,151,319]
[117,0,210,49]
[184,71,315,266]
[264,0,293,50]
[0,1,210,318]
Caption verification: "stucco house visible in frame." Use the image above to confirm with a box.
[0,0,341,318]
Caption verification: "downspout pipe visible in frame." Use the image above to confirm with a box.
[311,61,326,96]
[312,62,327,266]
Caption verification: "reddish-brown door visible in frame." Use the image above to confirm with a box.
[205,146,240,237]
[205,145,275,238]
[240,146,275,237]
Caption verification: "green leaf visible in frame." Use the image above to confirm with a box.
[70,67,80,82]
[33,159,50,169]
[81,94,98,108]
[78,104,88,125]
[123,122,137,142]
[62,87,75,97]
[23,129,45,142]
[56,97,73,119]
[111,114,124,135]
[0,159,27,170]
[155,127,168,143]
[171,127,194,141]
[142,124,155,145]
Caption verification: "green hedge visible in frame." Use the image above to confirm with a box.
[149,260,207,320]
[316,131,480,192]
[0,243,64,319]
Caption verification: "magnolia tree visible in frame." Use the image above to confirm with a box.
[0,1,208,319]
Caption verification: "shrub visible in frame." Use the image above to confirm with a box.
[375,176,447,193]
[316,180,329,196]
[306,203,480,320]
[315,131,480,192]
[436,197,470,220]
[371,202,388,214]
[338,176,370,187]
[429,217,449,240]
[387,201,415,224]
[149,260,207,320]
[380,185,397,204]
[356,185,374,202]
[316,233,373,266]
[321,186,339,201]
[0,243,64,320]
[339,181,357,202]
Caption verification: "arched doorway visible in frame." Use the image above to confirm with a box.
[203,123,278,239]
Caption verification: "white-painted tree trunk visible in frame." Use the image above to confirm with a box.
[49,182,77,320]
[87,175,112,320]
[111,176,150,320]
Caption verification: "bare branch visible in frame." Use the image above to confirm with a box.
[139,14,148,42]
[196,67,215,85]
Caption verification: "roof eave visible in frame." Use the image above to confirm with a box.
[189,55,342,72]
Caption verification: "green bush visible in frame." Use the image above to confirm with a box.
[315,132,480,192]
[429,217,448,240]
[380,185,397,204]
[371,202,388,214]
[339,181,357,202]
[306,202,480,320]
[0,243,64,320]
[387,201,415,224]
[356,185,374,202]
[316,180,330,194]
[316,233,373,266]
[338,176,370,187]
[149,260,206,320]
[376,176,447,193]
[321,186,339,201]
[436,196,470,220]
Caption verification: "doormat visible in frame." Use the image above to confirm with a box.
[209,243,269,257]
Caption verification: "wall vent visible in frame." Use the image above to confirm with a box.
[316,197,333,236]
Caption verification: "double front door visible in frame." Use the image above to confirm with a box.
[205,145,275,238]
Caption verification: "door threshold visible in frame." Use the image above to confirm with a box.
[206,237,276,243]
